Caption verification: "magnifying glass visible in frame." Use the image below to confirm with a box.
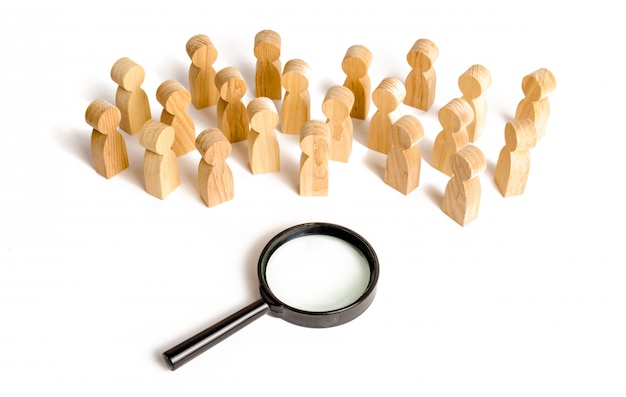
[162,222,379,370]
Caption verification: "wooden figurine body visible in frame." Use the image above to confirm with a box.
[404,39,438,111]
[342,45,372,120]
[384,115,424,195]
[442,145,486,226]
[299,120,330,196]
[247,97,280,174]
[281,59,311,134]
[196,128,234,207]
[254,30,282,99]
[322,85,355,162]
[494,119,537,197]
[186,34,219,109]
[514,68,556,141]
[86,99,128,178]
[215,67,249,143]
[368,77,406,154]
[111,57,151,135]
[139,120,180,200]
[432,98,472,176]
[157,79,195,157]
[459,64,492,142]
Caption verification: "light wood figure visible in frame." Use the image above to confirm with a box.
[299,120,330,196]
[139,120,180,200]
[431,98,472,176]
[247,97,280,174]
[156,79,195,157]
[514,68,556,142]
[322,85,355,162]
[459,64,492,142]
[186,34,219,109]
[110,57,151,135]
[442,145,486,226]
[254,30,282,100]
[196,128,234,207]
[215,67,249,143]
[342,45,372,120]
[368,77,406,154]
[281,59,311,135]
[494,119,537,197]
[86,99,129,179]
[384,115,424,195]
[404,39,439,111]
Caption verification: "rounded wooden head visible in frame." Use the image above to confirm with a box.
[85,98,121,132]
[215,67,247,101]
[450,145,486,181]
[406,38,438,69]
[254,30,281,61]
[372,77,406,109]
[438,98,474,131]
[300,120,329,152]
[156,79,191,111]
[139,120,175,155]
[390,115,424,148]
[521,68,556,101]
[458,64,492,98]
[282,59,311,92]
[196,128,232,163]
[110,57,145,89]
[504,119,537,150]
[341,45,372,77]
[322,85,355,119]
[186,34,218,65]
[248,97,279,132]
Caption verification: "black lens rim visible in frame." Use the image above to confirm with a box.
[258,222,379,328]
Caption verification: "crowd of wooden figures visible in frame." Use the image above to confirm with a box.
[85,30,556,226]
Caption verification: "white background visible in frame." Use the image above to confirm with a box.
[1,1,624,396]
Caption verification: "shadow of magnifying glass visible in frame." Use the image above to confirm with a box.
[162,222,379,370]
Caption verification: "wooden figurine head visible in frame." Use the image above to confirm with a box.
[254,30,281,62]
[391,115,424,149]
[458,64,492,99]
[85,99,121,133]
[406,39,438,70]
[521,68,556,101]
[505,119,537,151]
[139,120,176,155]
[450,145,486,182]
[322,85,355,120]
[248,97,279,132]
[282,59,311,93]
[215,67,247,102]
[196,128,231,164]
[156,79,191,113]
[438,98,474,132]
[341,45,372,78]
[186,34,218,67]
[372,77,406,110]
[300,120,330,154]
[111,57,145,90]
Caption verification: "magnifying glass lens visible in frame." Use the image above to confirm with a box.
[265,234,371,312]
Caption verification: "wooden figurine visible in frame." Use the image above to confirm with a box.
[85,98,128,179]
[368,77,405,154]
[342,45,372,120]
[514,68,556,141]
[215,67,249,143]
[196,128,234,207]
[110,57,151,135]
[254,29,282,100]
[458,64,492,142]
[494,119,537,197]
[247,97,280,174]
[403,39,438,111]
[138,120,180,200]
[156,79,195,157]
[186,34,219,109]
[384,115,424,195]
[281,59,311,135]
[322,85,355,162]
[299,120,330,196]
[431,98,472,176]
[442,145,486,226]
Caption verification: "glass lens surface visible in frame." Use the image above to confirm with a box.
[265,234,371,312]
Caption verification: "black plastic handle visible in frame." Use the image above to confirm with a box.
[162,299,270,370]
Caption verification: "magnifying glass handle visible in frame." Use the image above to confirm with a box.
[162,299,270,370]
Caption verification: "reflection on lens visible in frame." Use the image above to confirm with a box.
[265,234,371,312]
